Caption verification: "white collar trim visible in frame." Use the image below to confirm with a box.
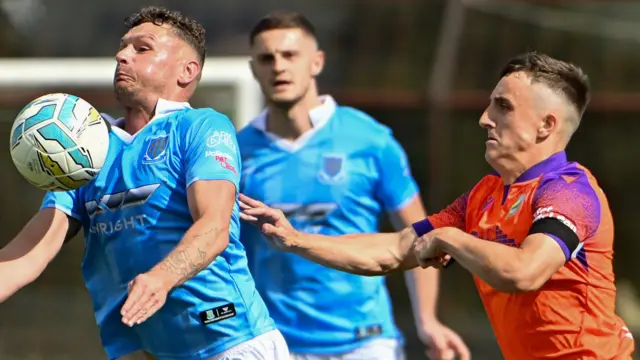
[249,95,337,152]
[103,98,191,143]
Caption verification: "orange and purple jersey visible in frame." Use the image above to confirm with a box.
[413,152,634,359]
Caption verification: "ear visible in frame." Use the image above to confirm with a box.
[537,113,557,139]
[178,60,200,86]
[311,50,325,77]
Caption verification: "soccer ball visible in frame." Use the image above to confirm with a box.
[9,93,110,191]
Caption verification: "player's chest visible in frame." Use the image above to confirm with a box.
[115,132,183,182]
[466,186,536,247]
[80,132,182,209]
[241,146,377,205]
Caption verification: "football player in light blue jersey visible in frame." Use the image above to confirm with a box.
[0,6,288,360]
[237,11,469,360]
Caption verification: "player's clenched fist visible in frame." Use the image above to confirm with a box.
[121,272,170,327]
[414,228,453,269]
[238,193,300,251]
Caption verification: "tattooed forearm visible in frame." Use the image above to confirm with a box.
[157,226,224,285]
[160,247,207,277]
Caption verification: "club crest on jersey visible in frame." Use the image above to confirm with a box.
[318,154,347,184]
[506,194,526,218]
[142,134,170,164]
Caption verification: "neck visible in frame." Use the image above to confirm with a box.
[492,146,563,185]
[266,89,323,141]
[123,107,154,135]
[120,91,190,135]
[117,91,158,135]
[493,160,528,185]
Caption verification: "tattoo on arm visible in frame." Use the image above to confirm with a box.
[160,227,222,281]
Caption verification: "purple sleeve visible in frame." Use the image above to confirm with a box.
[532,171,601,258]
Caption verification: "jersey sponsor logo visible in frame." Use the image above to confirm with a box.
[206,150,237,175]
[84,184,160,217]
[89,215,148,235]
[84,184,160,235]
[206,130,236,152]
[205,150,234,163]
[272,202,338,233]
[318,154,347,184]
[142,134,170,164]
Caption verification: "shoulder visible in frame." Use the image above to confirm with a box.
[236,122,269,159]
[236,122,263,145]
[533,162,602,236]
[175,108,237,152]
[334,106,392,136]
[177,107,234,131]
[534,162,601,204]
[332,106,399,153]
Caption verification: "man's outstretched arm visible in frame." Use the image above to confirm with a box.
[239,193,419,275]
[0,208,80,302]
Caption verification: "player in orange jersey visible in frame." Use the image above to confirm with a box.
[239,51,636,359]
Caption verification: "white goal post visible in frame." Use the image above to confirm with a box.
[0,57,264,129]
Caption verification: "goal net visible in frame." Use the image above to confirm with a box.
[0,57,264,129]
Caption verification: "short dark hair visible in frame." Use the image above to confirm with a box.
[249,11,317,45]
[500,51,590,117]
[125,6,206,65]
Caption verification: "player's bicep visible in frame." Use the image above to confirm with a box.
[39,189,82,243]
[187,180,236,226]
[519,232,568,289]
[528,216,582,262]
[531,175,600,261]
[41,187,83,221]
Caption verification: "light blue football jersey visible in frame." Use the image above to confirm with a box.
[238,96,419,354]
[41,100,275,360]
